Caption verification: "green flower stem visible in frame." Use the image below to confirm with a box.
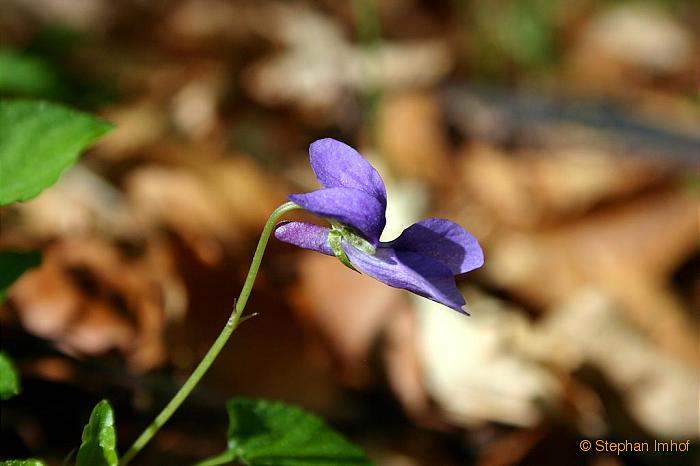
[119,202,301,466]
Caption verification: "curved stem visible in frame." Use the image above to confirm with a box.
[119,202,301,466]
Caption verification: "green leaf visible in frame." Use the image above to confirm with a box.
[0,99,112,205]
[0,250,41,303]
[0,352,21,400]
[0,459,47,466]
[197,398,374,466]
[76,400,119,466]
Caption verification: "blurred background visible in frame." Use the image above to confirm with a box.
[1,0,698,465]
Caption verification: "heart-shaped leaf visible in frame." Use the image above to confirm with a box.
[0,99,112,205]
[196,398,373,466]
[76,400,119,466]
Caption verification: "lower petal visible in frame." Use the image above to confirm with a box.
[343,243,467,313]
[389,218,484,274]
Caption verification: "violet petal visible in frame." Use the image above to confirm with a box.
[342,242,467,313]
[309,138,387,206]
[274,221,333,256]
[289,187,386,244]
[388,218,484,274]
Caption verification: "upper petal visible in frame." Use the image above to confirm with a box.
[309,138,387,207]
[388,218,484,274]
[343,242,467,313]
[289,187,386,244]
[274,221,333,256]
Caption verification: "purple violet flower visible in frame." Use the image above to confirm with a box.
[275,138,484,314]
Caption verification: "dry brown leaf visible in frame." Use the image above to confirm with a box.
[459,143,670,227]
[56,299,133,356]
[460,144,538,227]
[125,165,235,264]
[11,164,127,240]
[485,188,698,364]
[159,0,255,49]
[382,305,448,429]
[377,91,452,186]
[590,458,625,466]
[415,284,697,437]
[11,257,86,340]
[23,357,77,384]
[543,289,699,437]
[97,99,168,160]
[9,238,179,372]
[565,3,696,91]
[243,3,451,113]
[10,0,110,30]
[122,138,289,262]
[417,291,562,428]
[476,428,547,466]
[170,75,223,141]
[290,251,404,386]
[208,156,288,233]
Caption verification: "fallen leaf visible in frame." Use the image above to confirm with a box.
[291,251,403,386]
[377,91,451,186]
[10,238,182,372]
[417,290,561,427]
[543,289,699,437]
[244,3,452,114]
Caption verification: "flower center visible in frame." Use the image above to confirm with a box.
[328,222,376,271]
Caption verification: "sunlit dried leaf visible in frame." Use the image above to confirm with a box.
[417,290,561,427]
[14,0,110,30]
[377,91,451,186]
[97,99,168,160]
[485,188,698,363]
[566,4,696,90]
[208,156,288,233]
[126,165,234,264]
[170,76,223,141]
[460,143,670,227]
[244,4,451,112]
[543,289,698,437]
[160,0,256,49]
[382,306,445,428]
[12,164,126,239]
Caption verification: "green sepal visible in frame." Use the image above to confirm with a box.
[328,229,356,271]
[328,222,376,272]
